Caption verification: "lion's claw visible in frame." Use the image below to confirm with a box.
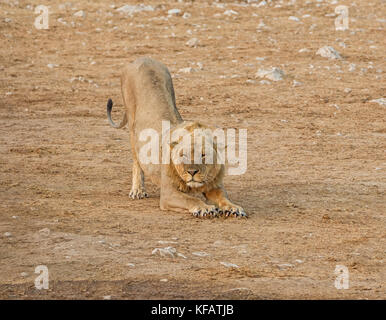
[129,189,148,200]
[219,206,248,218]
[191,206,219,218]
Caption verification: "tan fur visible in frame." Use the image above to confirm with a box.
[107,57,246,218]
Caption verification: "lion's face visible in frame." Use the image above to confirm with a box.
[170,122,223,189]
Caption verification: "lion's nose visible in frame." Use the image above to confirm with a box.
[187,169,199,177]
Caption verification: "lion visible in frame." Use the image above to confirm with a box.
[106,57,246,218]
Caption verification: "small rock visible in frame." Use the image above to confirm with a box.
[168,9,182,16]
[152,247,177,258]
[348,63,356,72]
[256,67,285,81]
[220,262,239,268]
[126,263,135,267]
[295,259,304,264]
[160,279,168,282]
[298,48,310,53]
[116,4,154,16]
[182,12,191,19]
[293,80,302,87]
[178,67,195,73]
[246,79,256,84]
[103,295,111,300]
[73,10,86,18]
[21,272,28,277]
[186,38,199,47]
[4,232,12,237]
[344,88,352,93]
[192,252,210,257]
[277,263,294,269]
[370,98,386,106]
[316,46,342,60]
[289,16,300,22]
[47,64,59,69]
[223,10,238,16]
[39,228,50,236]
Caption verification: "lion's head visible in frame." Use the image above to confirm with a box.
[167,121,225,192]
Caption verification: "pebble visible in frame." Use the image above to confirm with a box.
[4,232,12,237]
[256,67,285,81]
[370,98,386,106]
[116,4,154,15]
[220,262,239,268]
[73,10,86,18]
[38,228,50,236]
[289,16,300,22]
[192,252,210,257]
[223,10,238,16]
[168,9,182,16]
[186,38,199,47]
[152,247,178,258]
[316,46,342,60]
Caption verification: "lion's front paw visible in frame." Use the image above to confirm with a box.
[129,188,148,200]
[190,204,219,218]
[219,204,247,218]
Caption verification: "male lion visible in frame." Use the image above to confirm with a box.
[107,57,246,218]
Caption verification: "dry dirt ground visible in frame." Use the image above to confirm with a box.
[0,0,385,299]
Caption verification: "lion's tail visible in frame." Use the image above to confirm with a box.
[106,98,128,129]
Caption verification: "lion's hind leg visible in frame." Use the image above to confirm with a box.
[129,159,148,200]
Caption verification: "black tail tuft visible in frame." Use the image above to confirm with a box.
[107,98,113,112]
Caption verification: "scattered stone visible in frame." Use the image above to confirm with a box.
[298,48,310,53]
[220,262,239,268]
[295,259,304,264]
[256,67,285,81]
[289,16,300,22]
[223,10,238,16]
[182,12,191,19]
[126,263,135,267]
[186,37,199,47]
[152,247,186,258]
[293,80,302,87]
[47,63,59,69]
[196,62,203,70]
[192,252,210,257]
[246,79,256,84]
[73,10,86,18]
[160,279,168,282]
[178,67,195,73]
[38,228,50,236]
[348,63,356,72]
[21,272,28,277]
[344,88,352,93]
[116,4,154,16]
[4,232,12,237]
[277,263,294,269]
[370,98,386,106]
[316,46,342,60]
[103,295,111,300]
[168,8,182,16]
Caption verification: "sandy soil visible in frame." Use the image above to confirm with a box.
[0,0,385,299]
